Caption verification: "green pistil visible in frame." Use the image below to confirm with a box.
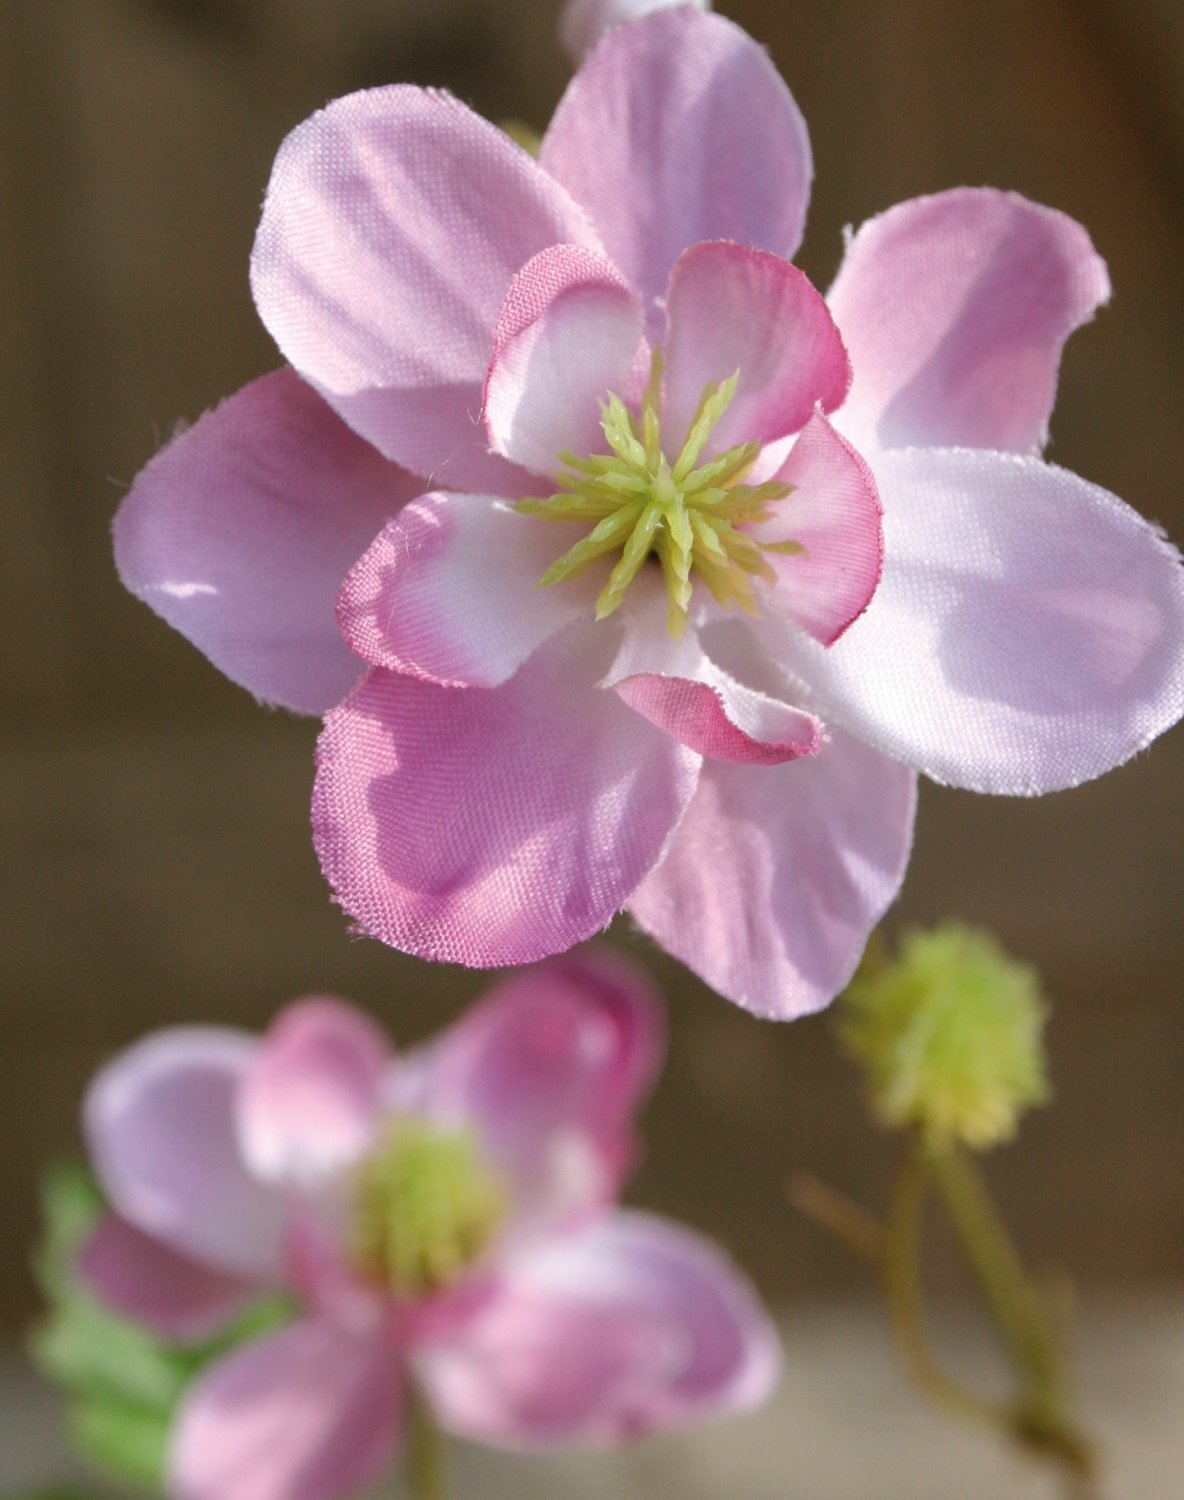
[352,1121,505,1298]
[517,350,803,638]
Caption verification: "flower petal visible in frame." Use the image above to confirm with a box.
[767,447,1184,794]
[78,1213,255,1342]
[418,1210,780,1445]
[84,1029,287,1281]
[540,10,812,320]
[629,731,917,1018]
[171,1317,400,1500]
[483,244,645,475]
[251,87,599,487]
[560,0,712,63]
[827,189,1111,453]
[413,950,665,1238]
[336,493,594,688]
[113,370,421,714]
[236,998,391,1187]
[312,624,701,967]
[754,409,883,646]
[661,243,849,457]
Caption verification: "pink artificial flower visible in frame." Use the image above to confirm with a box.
[79,952,780,1500]
[560,0,711,62]
[114,10,1184,1019]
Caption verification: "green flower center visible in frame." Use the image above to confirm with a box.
[517,351,803,639]
[351,1121,505,1297]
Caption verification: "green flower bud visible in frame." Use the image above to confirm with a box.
[839,923,1051,1150]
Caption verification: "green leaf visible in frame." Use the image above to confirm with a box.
[70,1393,172,1491]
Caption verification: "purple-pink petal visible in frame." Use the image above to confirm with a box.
[768,447,1184,794]
[629,731,917,1018]
[483,244,645,475]
[170,1317,400,1500]
[251,86,599,487]
[312,625,701,967]
[113,370,421,715]
[661,243,849,458]
[827,188,1111,454]
[78,1213,255,1342]
[540,10,812,323]
[236,998,391,1186]
[84,1028,288,1282]
[755,409,883,646]
[615,672,822,764]
[560,0,712,63]
[417,1210,780,1446]
[336,494,593,688]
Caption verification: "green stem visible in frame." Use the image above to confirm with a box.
[405,1386,448,1500]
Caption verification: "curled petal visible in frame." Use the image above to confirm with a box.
[768,447,1184,793]
[629,732,917,1018]
[78,1214,254,1342]
[828,188,1111,453]
[113,370,420,714]
[252,87,598,487]
[541,10,812,321]
[170,1318,400,1500]
[237,998,391,1186]
[313,625,701,967]
[418,1210,781,1446]
[84,1030,287,1281]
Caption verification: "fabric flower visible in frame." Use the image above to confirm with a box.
[114,10,1184,1020]
[78,952,780,1500]
[560,0,711,62]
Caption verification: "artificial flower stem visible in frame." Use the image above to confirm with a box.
[406,1386,449,1500]
[787,1174,885,1262]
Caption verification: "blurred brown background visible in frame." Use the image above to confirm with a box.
[2,0,1182,1342]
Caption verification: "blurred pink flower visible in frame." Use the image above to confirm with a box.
[560,0,711,62]
[115,10,1184,1019]
[79,953,780,1500]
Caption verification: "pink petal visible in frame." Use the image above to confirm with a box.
[629,731,918,1018]
[337,493,595,688]
[251,87,599,488]
[767,447,1184,794]
[484,245,645,475]
[236,998,391,1186]
[113,370,422,714]
[754,409,883,646]
[614,669,821,765]
[414,950,665,1238]
[561,0,712,62]
[84,1029,287,1281]
[540,10,812,321]
[661,243,849,458]
[171,1317,400,1500]
[312,625,701,967]
[78,1213,255,1342]
[417,1210,780,1446]
[827,188,1111,453]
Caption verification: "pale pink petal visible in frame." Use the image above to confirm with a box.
[417,1210,780,1445]
[236,998,391,1186]
[337,493,594,688]
[561,0,712,63]
[251,87,599,487]
[113,370,421,714]
[171,1317,400,1500]
[767,448,1184,794]
[84,1029,287,1281]
[827,189,1111,453]
[661,243,849,457]
[312,625,701,967]
[414,950,664,1238]
[630,731,917,1018]
[78,1214,255,1342]
[753,409,883,645]
[541,10,812,321]
[483,245,645,475]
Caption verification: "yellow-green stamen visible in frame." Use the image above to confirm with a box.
[352,1120,505,1298]
[517,350,803,638]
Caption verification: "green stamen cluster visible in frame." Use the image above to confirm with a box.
[517,352,802,638]
[352,1121,505,1298]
